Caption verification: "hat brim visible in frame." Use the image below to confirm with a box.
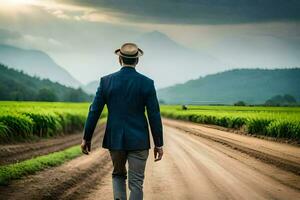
[115,48,144,58]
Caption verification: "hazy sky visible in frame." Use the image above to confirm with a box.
[0,0,300,88]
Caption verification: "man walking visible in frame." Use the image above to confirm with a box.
[81,43,164,200]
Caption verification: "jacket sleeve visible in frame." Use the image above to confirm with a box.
[83,78,106,142]
[146,80,164,147]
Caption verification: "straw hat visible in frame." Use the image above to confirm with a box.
[115,43,144,58]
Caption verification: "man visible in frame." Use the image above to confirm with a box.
[81,43,164,200]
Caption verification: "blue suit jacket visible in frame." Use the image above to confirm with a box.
[83,66,163,150]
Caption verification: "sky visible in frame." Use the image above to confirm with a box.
[0,0,300,88]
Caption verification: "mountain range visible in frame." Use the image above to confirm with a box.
[0,63,92,102]
[157,68,300,104]
[83,80,99,94]
[84,30,225,93]
[0,44,81,87]
[1,31,299,104]
[132,31,225,88]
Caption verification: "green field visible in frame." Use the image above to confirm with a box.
[161,105,300,141]
[0,102,107,142]
[0,145,81,185]
[1,102,299,143]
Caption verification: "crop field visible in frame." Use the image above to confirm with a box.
[1,102,299,143]
[160,105,300,141]
[1,102,300,199]
[0,101,107,142]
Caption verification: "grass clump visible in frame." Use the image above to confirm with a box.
[0,145,81,185]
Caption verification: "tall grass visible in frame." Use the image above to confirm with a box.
[161,105,300,141]
[0,102,107,142]
[0,145,81,185]
[2,102,298,142]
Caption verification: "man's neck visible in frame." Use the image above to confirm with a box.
[121,65,136,68]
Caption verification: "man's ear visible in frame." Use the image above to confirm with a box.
[135,58,139,65]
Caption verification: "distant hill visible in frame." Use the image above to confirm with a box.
[157,68,300,104]
[133,31,225,88]
[84,30,225,92]
[0,44,81,87]
[83,80,99,94]
[0,64,92,102]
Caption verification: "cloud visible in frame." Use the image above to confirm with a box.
[1,1,299,86]
[55,0,300,24]
[15,1,123,23]
[49,10,71,19]
[0,29,22,41]
[0,29,24,45]
[0,28,62,51]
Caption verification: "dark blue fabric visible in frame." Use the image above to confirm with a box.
[83,66,163,150]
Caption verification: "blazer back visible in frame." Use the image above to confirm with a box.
[83,66,163,150]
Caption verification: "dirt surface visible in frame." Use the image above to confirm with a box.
[0,119,300,200]
[0,124,105,165]
[163,118,300,175]
[82,124,300,200]
[0,148,111,200]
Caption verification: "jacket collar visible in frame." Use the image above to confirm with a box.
[120,66,136,71]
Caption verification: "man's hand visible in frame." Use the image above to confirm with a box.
[154,146,163,162]
[81,139,91,155]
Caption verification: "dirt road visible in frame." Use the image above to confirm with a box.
[1,119,300,200]
[0,124,105,165]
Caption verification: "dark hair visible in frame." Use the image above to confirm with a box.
[120,56,139,65]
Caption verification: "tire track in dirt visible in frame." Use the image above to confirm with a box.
[163,118,300,175]
[0,146,111,200]
[0,124,105,165]
[0,124,110,200]
[142,125,300,200]
[80,124,300,200]
[1,120,300,200]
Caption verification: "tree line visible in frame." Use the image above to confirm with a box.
[0,64,93,102]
